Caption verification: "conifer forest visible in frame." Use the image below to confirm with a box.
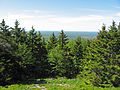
[0,19,120,89]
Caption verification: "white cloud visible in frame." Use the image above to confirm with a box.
[0,11,119,31]
[52,15,105,23]
[7,13,35,19]
[116,13,120,16]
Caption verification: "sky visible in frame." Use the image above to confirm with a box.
[0,0,120,31]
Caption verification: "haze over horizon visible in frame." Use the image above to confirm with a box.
[0,0,120,31]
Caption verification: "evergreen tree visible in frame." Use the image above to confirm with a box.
[1,19,120,87]
[71,37,83,74]
[73,37,83,59]
[50,32,57,45]
[0,30,21,85]
[27,28,48,78]
[0,19,11,37]
[42,37,46,46]
[58,30,68,49]
[27,26,37,52]
[79,22,120,87]
[48,46,76,78]
[46,32,57,51]
[14,43,34,79]
[118,22,120,31]
[19,28,28,44]
[11,20,23,43]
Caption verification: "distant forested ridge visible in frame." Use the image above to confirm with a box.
[40,31,98,40]
[0,19,120,87]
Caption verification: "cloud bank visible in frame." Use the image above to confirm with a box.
[0,10,120,31]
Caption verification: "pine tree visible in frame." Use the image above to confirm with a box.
[58,30,68,49]
[73,37,83,59]
[71,37,83,74]
[11,20,23,43]
[46,32,57,51]
[0,19,11,37]
[27,28,49,78]
[50,32,57,45]
[0,28,21,85]
[79,22,120,87]
[118,22,120,31]
[42,37,46,46]
[19,28,28,44]
[48,45,78,78]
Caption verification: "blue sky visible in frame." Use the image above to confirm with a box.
[0,0,120,31]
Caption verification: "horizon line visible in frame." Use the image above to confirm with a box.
[25,30,99,32]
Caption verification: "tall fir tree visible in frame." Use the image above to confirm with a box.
[79,22,120,87]
[118,22,120,31]
[58,30,68,49]
[72,37,83,74]
[12,20,23,43]
[46,32,57,51]
[0,19,11,36]
[73,37,83,59]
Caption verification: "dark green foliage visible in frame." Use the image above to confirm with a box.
[48,32,80,78]
[0,19,120,88]
[48,46,77,78]
[46,32,57,51]
[0,39,12,85]
[27,27,49,78]
[118,22,120,31]
[0,32,22,85]
[58,30,68,49]
[11,20,24,44]
[0,19,11,37]
[71,37,83,74]
[79,21,120,87]
[72,37,83,59]
[0,20,49,85]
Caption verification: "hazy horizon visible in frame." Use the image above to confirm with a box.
[38,30,98,40]
[27,30,99,32]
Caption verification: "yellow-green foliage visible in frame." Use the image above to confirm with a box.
[79,22,120,87]
[0,78,119,90]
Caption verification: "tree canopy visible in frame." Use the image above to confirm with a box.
[0,19,120,87]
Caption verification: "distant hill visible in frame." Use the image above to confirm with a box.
[39,31,98,40]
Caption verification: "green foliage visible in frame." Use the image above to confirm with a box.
[0,78,119,90]
[72,37,83,59]
[0,19,11,37]
[58,30,68,49]
[0,19,120,88]
[48,46,77,78]
[0,20,49,85]
[27,27,49,78]
[79,21,120,87]
[46,32,57,51]
[48,46,65,76]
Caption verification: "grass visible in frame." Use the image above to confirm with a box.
[0,77,120,90]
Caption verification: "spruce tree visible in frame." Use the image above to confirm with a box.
[48,45,76,78]
[0,19,11,36]
[11,20,23,43]
[27,28,49,78]
[118,22,120,31]
[73,37,83,59]
[79,22,120,87]
[71,37,83,74]
[58,30,68,49]
[46,32,57,51]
